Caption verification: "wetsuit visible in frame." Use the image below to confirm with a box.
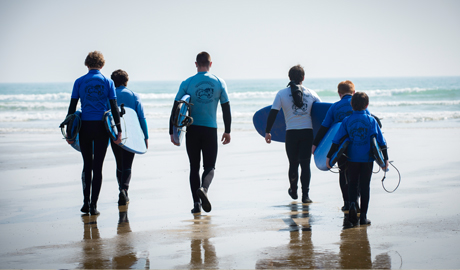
[327,110,388,223]
[67,69,121,211]
[169,71,231,205]
[110,86,148,200]
[266,85,321,200]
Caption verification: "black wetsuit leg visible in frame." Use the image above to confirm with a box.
[186,125,218,203]
[285,129,313,196]
[111,141,135,191]
[338,156,349,203]
[347,162,373,218]
[79,120,109,206]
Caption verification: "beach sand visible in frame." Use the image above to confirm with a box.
[0,127,459,269]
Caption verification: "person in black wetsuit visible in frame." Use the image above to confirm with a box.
[169,52,232,214]
[265,65,321,203]
[65,51,122,215]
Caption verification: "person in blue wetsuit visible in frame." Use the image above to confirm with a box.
[326,92,389,225]
[65,51,122,215]
[110,69,149,206]
[265,65,322,203]
[312,80,368,211]
[169,51,232,214]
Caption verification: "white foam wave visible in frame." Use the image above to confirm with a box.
[365,87,455,97]
[0,92,71,101]
[372,100,460,107]
[375,111,460,123]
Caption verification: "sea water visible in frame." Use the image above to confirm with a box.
[0,77,459,133]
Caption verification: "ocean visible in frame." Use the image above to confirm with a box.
[0,77,459,134]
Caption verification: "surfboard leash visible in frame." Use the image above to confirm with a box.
[381,161,401,193]
[59,113,81,141]
[174,100,194,128]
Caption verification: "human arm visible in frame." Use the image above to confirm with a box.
[221,102,231,144]
[312,125,329,154]
[110,99,122,145]
[265,109,279,144]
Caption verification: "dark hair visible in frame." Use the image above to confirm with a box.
[288,65,305,84]
[196,51,211,67]
[84,51,105,69]
[351,92,369,111]
[111,69,129,88]
[338,80,355,95]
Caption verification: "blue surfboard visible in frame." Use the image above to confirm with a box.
[313,122,342,171]
[252,102,333,143]
[172,95,193,146]
[371,136,387,170]
[252,106,286,142]
[104,106,147,154]
[329,138,349,168]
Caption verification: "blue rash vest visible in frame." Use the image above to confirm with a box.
[322,94,370,128]
[71,69,116,121]
[115,86,149,140]
[332,110,387,162]
[174,71,229,128]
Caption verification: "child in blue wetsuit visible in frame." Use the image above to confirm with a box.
[326,92,388,225]
[312,80,370,211]
[110,69,149,206]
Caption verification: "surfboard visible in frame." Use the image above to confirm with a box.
[59,109,83,151]
[252,106,286,142]
[252,102,333,143]
[329,138,349,168]
[371,136,388,170]
[104,105,147,154]
[313,122,343,171]
[172,94,193,146]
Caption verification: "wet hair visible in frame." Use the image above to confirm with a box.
[196,51,211,67]
[338,80,355,95]
[351,92,369,111]
[288,65,305,84]
[111,69,129,88]
[84,51,105,69]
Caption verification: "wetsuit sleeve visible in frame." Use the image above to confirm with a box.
[110,99,122,133]
[265,109,279,133]
[169,100,180,135]
[312,125,329,146]
[221,102,231,133]
[66,98,78,116]
[140,118,149,139]
[327,143,339,158]
[381,146,389,160]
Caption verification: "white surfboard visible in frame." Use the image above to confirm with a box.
[104,106,147,154]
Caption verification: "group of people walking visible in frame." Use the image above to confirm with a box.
[65,50,388,226]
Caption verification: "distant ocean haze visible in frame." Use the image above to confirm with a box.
[1,77,459,133]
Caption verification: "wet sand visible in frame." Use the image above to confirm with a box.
[1,128,460,269]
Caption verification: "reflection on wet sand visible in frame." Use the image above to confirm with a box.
[176,214,218,269]
[78,206,149,269]
[340,213,391,269]
[256,203,392,269]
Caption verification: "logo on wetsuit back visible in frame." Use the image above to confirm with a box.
[335,103,353,122]
[349,118,370,146]
[195,81,215,104]
[84,78,106,102]
[290,94,308,115]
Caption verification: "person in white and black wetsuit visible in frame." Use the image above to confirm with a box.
[169,51,232,214]
[110,69,149,206]
[65,51,122,215]
[265,65,321,203]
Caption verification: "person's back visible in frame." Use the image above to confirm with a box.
[176,71,228,128]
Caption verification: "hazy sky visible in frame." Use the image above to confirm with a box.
[1,0,459,83]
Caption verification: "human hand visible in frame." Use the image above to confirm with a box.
[221,133,231,145]
[66,139,74,145]
[326,158,332,169]
[265,133,271,144]
[170,134,179,146]
[114,132,122,145]
[145,139,149,149]
[311,145,317,155]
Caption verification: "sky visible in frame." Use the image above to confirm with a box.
[0,0,459,83]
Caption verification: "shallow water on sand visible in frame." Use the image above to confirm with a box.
[1,129,460,268]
